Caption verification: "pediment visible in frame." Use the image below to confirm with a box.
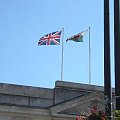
[49,92,105,115]
[59,99,104,115]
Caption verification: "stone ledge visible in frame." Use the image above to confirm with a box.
[0,83,53,99]
[55,80,104,92]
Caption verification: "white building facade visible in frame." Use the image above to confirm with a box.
[0,81,115,120]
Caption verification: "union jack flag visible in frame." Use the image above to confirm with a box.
[38,31,62,45]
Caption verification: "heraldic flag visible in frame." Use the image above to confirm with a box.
[38,31,62,45]
[66,31,86,42]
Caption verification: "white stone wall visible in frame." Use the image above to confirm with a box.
[0,105,75,120]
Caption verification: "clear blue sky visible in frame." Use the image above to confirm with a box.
[0,0,115,88]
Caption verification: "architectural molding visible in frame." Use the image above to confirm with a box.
[10,116,32,120]
[49,92,104,113]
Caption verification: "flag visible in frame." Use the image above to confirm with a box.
[66,31,87,42]
[38,31,62,45]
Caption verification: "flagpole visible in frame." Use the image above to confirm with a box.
[89,27,91,84]
[61,28,64,81]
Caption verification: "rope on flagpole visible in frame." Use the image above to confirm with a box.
[61,28,64,81]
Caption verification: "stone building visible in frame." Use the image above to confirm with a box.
[0,81,114,120]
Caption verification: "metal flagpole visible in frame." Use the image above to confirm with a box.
[88,27,91,84]
[104,0,112,119]
[114,0,120,110]
[61,28,64,81]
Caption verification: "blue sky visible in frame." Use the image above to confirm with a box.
[0,0,115,88]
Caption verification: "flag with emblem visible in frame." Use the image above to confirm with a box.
[66,30,87,42]
[38,31,62,45]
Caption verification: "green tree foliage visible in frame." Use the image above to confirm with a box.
[113,110,120,120]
